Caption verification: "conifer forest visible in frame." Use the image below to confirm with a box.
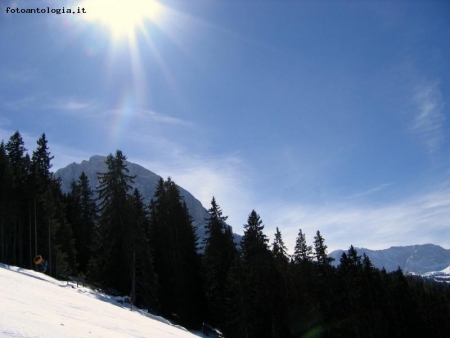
[1,130,450,338]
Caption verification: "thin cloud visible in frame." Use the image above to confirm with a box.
[48,100,91,111]
[100,108,192,126]
[266,184,450,253]
[139,109,193,126]
[137,153,254,233]
[4,95,39,110]
[345,183,392,199]
[4,94,92,113]
[410,81,445,153]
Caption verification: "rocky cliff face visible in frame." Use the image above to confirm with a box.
[54,155,237,243]
[329,244,450,275]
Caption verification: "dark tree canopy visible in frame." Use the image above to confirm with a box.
[149,177,204,328]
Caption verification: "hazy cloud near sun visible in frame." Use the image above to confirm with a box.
[135,150,255,232]
[410,80,445,153]
[139,109,193,126]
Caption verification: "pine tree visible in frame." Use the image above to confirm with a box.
[5,131,29,266]
[313,230,333,266]
[128,188,158,311]
[202,197,237,329]
[5,131,28,188]
[149,177,204,328]
[241,210,269,262]
[224,255,251,338]
[89,150,135,292]
[293,228,313,264]
[29,135,75,276]
[2,131,75,274]
[66,172,97,274]
[31,133,54,186]
[269,227,291,338]
[240,210,275,338]
[30,133,55,267]
[272,227,289,264]
[48,179,77,276]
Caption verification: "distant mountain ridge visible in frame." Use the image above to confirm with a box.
[54,155,239,244]
[329,244,450,275]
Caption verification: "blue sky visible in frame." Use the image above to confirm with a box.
[1,0,449,252]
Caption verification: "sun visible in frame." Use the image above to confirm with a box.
[79,0,162,40]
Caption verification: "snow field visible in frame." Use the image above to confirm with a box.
[0,264,201,338]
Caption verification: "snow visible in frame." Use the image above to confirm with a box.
[441,265,450,274]
[421,265,450,283]
[423,265,450,276]
[0,264,203,338]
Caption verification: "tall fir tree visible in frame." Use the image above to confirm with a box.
[149,177,204,328]
[313,230,333,266]
[269,227,291,338]
[89,150,135,293]
[241,210,269,262]
[224,254,251,338]
[31,133,54,186]
[271,227,289,264]
[5,131,28,189]
[293,228,313,264]
[5,131,29,266]
[65,172,97,275]
[30,134,74,276]
[127,188,158,311]
[240,210,277,338]
[48,178,77,276]
[202,197,237,329]
[31,133,54,265]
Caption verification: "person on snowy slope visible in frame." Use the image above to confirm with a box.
[34,255,48,273]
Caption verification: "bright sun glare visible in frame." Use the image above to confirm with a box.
[79,0,162,40]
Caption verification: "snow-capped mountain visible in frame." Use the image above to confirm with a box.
[329,244,450,275]
[54,155,239,244]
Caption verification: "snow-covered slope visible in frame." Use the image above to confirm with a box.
[0,263,202,337]
[422,265,450,283]
[329,244,450,274]
[55,155,240,244]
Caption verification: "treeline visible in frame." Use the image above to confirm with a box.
[1,131,450,337]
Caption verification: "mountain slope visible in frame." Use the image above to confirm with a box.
[55,155,239,243]
[422,265,450,282]
[0,263,201,337]
[329,244,450,274]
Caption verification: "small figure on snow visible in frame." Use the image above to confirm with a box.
[34,255,48,273]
